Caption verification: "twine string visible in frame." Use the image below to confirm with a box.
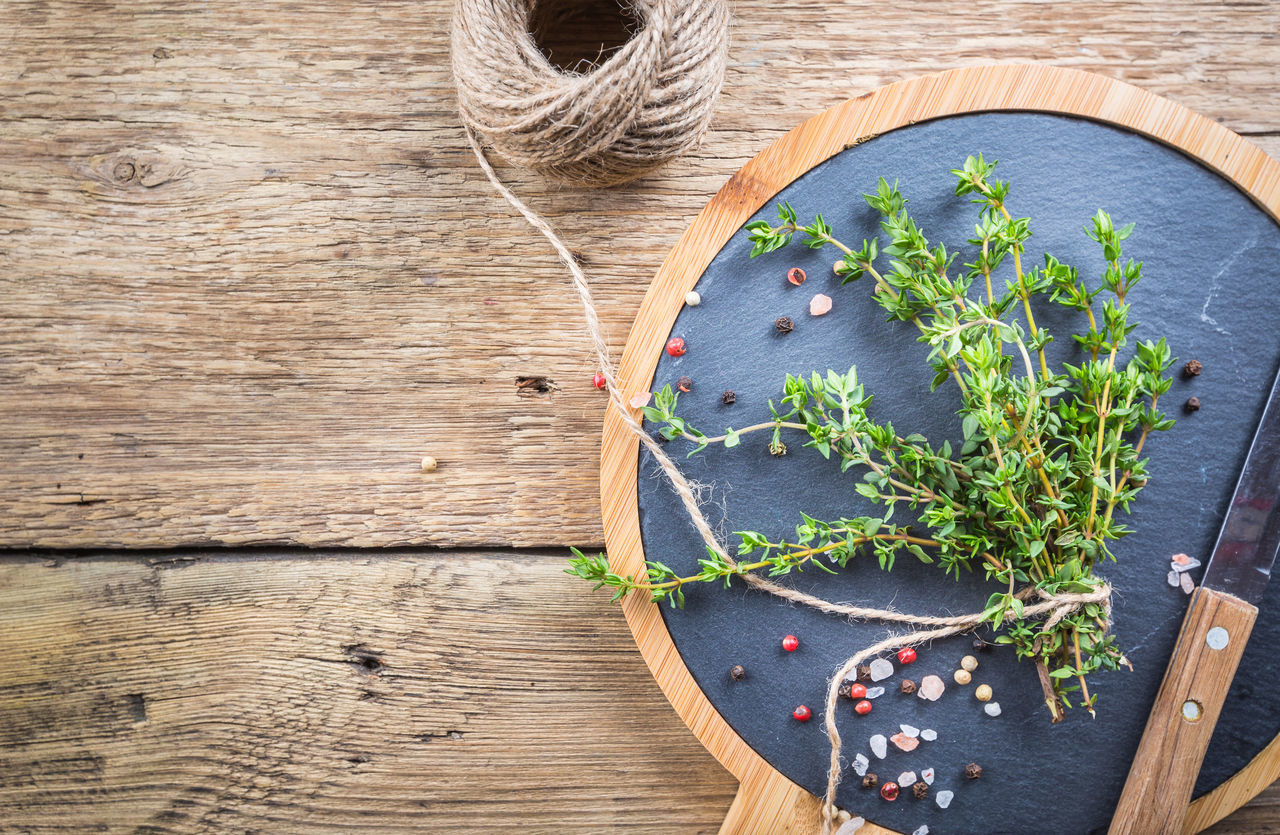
[453,9,1111,830]
[452,0,730,186]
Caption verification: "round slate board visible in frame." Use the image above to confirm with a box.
[635,110,1280,834]
[599,66,1280,834]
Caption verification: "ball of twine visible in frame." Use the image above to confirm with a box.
[452,0,730,187]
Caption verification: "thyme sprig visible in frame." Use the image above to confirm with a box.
[570,156,1176,720]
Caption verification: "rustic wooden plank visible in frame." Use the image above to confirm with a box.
[0,551,739,832]
[2,0,1279,548]
[0,551,1273,833]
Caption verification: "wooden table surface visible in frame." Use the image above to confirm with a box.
[2,1,1279,831]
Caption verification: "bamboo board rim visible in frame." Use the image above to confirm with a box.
[598,63,1280,831]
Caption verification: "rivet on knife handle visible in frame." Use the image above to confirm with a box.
[1108,586,1259,834]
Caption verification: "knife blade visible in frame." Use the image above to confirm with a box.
[1110,361,1280,834]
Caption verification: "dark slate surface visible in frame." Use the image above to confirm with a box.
[636,113,1280,834]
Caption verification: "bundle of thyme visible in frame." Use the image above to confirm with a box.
[570,155,1175,719]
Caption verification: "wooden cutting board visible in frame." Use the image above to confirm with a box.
[600,65,1280,834]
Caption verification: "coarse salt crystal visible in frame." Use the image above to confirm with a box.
[912,827,930,835]
[853,753,869,777]
[984,701,1002,717]
[890,732,920,752]
[900,724,920,738]
[1171,553,1201,571]
[810,293,833,316]
[918,674,945,701]
[898,771,917,786]
[920,729,937,742]
[936,790,954,809]
[869,658,895,681]
[835,818,865,835]
[1167,569,1180,587]
[869,734,888,759]
[1181,572,1195,594]
[865,686,885,699]
[921,767,935,785]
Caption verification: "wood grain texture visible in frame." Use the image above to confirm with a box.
[1111,587,1260,834]
[1,0,1279,549]
[598,65,1280,834]
[0,552,739,832]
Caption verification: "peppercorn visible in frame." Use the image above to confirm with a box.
[721,390,736,405]
[1185,396,1201,413]
[854,699,872,715]
[975,683,993,702]
[965,762,983,780]
[782,634,799,652]
[665,337,686,357]
[912,781,929,799]
[847,682,867,700]
[899,678,917,695]
[954,669,972,685]
[972,637,989,652]
[838,681,853,699]
[730,664,746,681]
[593,372,607,390]
[677,376,693,393]
[787,267,806,286]
[792,704,811,722]
[880,781,899,802]
[1184,359,1203,377]
[862,773,878,789]
[896,647,917,665]
[775,316,794,334]
[856,664,871,682]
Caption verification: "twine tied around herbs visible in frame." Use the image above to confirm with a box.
[452,11,1114,833]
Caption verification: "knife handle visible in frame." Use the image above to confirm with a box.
[1109,585,1259,835]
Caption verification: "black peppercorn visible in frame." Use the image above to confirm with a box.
[912,781,929,799]
[730,664,745,681]
[1185,396,1201,413]
[972,636,990,652]
[965,762,983,780]
[838,680,853,699]
[862,773,878,789]
[775,316,794,334]
[677,375,693,393]
[1184,359,1203,377]
[899,678,917,695]
[722,390,736,405]
[856,664,872,682]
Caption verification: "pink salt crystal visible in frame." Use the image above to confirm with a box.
[1171,553,1202,573]
[629,391,652,409]
[1180,572,1195,594]
[810,293,833,316]
[835,818,865,835]
[890,732,920,752]
[918,674,946,701]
